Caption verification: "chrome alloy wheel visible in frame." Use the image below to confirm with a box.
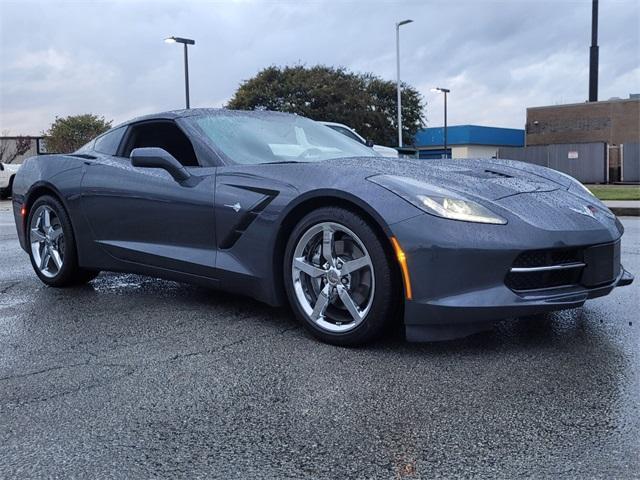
[30,205,65,278]
[291,221,375,333]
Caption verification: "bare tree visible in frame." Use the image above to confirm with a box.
[0,130,33,164]
[0,144,8,165]
[0,131,9,163]
[11,137,32,163]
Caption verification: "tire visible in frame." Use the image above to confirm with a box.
[0,176,13,200]
[26,195,99,287]
[283,207,397,346]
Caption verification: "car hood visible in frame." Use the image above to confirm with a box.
[327,156,571,201]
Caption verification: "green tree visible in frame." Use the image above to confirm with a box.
[43,114,112,153]
[227,65,425,146]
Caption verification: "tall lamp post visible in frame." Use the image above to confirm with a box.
[395,19,413,148]
[165,36,195,109]
[431,87,450,158]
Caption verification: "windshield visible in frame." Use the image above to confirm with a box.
[189,112,378,164]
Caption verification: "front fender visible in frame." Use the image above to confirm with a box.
[13,155,89,260]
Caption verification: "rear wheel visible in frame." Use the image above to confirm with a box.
[284,207,397,346]
[27,195,99,287]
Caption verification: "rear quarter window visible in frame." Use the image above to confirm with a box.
[94,127,126,155]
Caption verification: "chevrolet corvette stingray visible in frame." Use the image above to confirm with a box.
[11,109,633,345]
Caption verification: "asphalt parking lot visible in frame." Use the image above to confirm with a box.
[1,199,639,479]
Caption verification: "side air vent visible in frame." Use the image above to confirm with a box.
[217,184,279,250]
[219,196,274,249]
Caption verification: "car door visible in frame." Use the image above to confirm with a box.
[79,120,218,279]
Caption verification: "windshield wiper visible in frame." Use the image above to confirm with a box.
[259,160,306,165]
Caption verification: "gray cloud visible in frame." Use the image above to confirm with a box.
[0,0,638,135]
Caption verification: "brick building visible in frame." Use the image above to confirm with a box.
[525,97,640,181]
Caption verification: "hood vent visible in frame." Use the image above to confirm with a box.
[484,169,513,179]
[457,168,515,181]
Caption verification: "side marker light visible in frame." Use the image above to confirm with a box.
[390,236,412,300]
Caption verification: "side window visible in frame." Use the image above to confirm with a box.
[122,121,199,167]
[94,127,126,156]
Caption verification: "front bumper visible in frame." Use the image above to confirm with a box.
[390,212,633,342]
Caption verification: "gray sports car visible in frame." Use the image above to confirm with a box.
[11,109,633,345]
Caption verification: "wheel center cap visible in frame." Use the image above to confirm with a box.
[327,268,341,285]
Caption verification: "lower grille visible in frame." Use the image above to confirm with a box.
[512,248,582,269]
[505,241,620,292]
[506,267,583,291]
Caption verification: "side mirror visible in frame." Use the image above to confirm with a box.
[365,139,375,148]
[130,147,191,183]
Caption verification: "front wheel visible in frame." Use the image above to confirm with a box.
[284,207,397,346]
[27,195,99,287]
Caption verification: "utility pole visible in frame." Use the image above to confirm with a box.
[589,0,599,102]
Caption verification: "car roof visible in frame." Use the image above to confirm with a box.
[113,108,299,129]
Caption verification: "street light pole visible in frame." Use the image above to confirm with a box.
[443,89,448,157]
[395,19,413,148]
[431,87,450,158]
[165,36,196,109]
[183,43,190,109]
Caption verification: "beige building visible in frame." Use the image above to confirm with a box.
[414,125,525,159]
[526,97,640,180]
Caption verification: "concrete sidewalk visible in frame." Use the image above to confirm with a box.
[604,200,640,217]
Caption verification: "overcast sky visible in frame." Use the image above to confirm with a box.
[0,0,638,135]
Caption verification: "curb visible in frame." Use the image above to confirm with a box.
[610,207,640,217]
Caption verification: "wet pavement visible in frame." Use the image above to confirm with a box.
[0,199,638,479]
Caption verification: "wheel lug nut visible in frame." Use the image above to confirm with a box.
[341,278,348,284]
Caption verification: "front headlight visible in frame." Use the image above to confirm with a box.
[369,175,507,225]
